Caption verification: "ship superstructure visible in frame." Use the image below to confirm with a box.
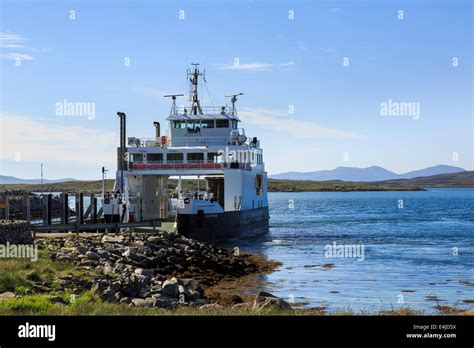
[106,64,269,241]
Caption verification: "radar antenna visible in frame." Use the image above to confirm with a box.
[163,94,184,115]
[225,92,244,115]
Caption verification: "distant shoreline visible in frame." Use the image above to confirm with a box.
[1,173,474,194]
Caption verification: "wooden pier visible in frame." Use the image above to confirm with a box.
[0,192,162,234]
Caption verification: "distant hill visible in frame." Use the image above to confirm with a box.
[268,171,474,192]
[0,175,78,185]
[371,170,474,188]
[397,165,465,179]
[1,171,472,193]
[270,165,465,182]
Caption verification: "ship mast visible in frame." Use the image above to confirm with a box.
[187,63,205,115]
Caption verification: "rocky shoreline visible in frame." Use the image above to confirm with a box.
[34,232,289,311]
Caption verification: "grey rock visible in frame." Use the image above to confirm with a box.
[96,249,109,259]
[188,290,201,301]
[76,246,88,254]
[134,268,153,278]
[102,235,123,243]
[131,298,155,307]
[122,248,145,262]
[103,261,114,274]
[150,285,162,294]
[151,295,176,309]
[162,277,179,298]
[121,283,140,298]
[191,299,208,307]
[180,278,203,294]
[85,251,100,261]
[0,292,16,301]
[253,291,292,311]
[178,284,192,301]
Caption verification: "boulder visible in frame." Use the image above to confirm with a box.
[96,249,109,259]
[76,246,88,254]
[162,277,179,298]
[134,268,153,278]
[131,298,155,307]
[180,278,203,295]
[120,283,140,298]
[253,291,291,311]
[178,284,191,301]
[151,295,177,309]
[102,235,123,243]
[85,251,100,261]
[0,292,16,301]
[122,248,146,262]
[103,261,114,274]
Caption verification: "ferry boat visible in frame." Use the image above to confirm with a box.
[104,64,269,242]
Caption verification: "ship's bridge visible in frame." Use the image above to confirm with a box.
[166,106,241,147]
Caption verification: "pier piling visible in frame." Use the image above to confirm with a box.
[90,193,97,223]
[75,193,84,225]
[22,194,31,223]
[42,194,52,226]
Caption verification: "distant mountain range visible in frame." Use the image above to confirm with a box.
[0,175,78,185]
[270,165,465,182]
[1,164,466,185]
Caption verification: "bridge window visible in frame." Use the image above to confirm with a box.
[216,119,229,128]
[186,121,201,134]
[231,120,238,129]
[208,152,222,163]
[187,153,204,162]
[167,153,183,163]
[201,120,215,128]
[130,153,143,163]
[147,153,163,163]
[173,121,187,129]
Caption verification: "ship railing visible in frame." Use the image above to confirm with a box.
[179,190,214,201]
[128,161,253,171]
[129,162,223,170]
[167,137,228,147]
[173,105,233,115]
[128,136,229,147]
[127,134,260,148]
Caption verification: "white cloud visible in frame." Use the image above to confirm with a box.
[214,62,273,71]
[238,108,365,140]
[213,61,296,71]
[0,31,49,60]
[3,53,33,61]
[280,61,296,67]
[1,44,26,49]
[0,112,118,166]
[0,32,28,44]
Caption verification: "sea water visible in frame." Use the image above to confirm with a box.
[226,188,474,313]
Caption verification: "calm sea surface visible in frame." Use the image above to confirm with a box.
[225,189,474,313]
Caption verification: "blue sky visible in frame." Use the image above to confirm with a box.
[0,0,472,180]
